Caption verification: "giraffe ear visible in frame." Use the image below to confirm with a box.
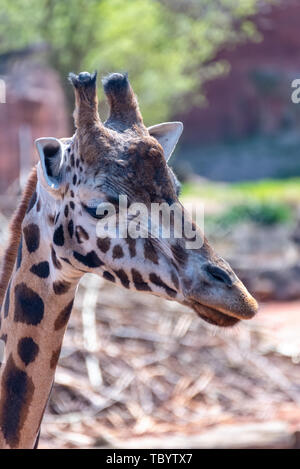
[148,122,183,162]
[35,137,64,190]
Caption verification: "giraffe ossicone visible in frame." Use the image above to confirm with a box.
[0,70,258,449]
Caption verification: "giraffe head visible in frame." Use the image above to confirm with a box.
[35,71,258,327]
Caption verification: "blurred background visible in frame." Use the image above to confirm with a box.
[1,0,300,449]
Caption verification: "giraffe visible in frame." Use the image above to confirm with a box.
[0,71,258,449]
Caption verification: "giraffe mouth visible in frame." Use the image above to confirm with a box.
[190,301,240,328]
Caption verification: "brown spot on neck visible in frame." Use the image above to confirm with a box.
[54,300,74,331]
[0,355,35,448]
[171,243,188,266]
[144,239,159,265]
[53,280,71,295]
[97,237,111,253]
[149,273,177,298]
[125,237,136,258]
[50,347,62,369]
[131,269,151,292]
[112,244,124,259]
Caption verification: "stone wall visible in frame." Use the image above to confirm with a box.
[0,61,69,193]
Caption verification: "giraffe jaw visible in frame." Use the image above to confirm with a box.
[190,301,240,328]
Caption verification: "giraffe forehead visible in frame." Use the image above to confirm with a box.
[66,134,166,177]
[65,140,177,204]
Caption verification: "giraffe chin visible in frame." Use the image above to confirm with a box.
[191,302,240,328]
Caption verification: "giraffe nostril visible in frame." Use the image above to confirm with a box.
[205,264,233,287]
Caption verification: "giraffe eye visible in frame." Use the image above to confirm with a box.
[82,204,108,220]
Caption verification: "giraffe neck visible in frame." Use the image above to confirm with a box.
[0,181,82,449]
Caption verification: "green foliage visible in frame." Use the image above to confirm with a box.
[181,177,300,206]
[213,201,292,228]
[233,178,300,204]
[0,0,272,123]
[181,178,297,231]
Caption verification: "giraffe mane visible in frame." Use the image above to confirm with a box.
[0,166,37,306]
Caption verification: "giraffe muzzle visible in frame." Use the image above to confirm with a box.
[189,293,258,327]
[184,265,258,327]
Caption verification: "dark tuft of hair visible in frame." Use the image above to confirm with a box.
[68,71,97,88]
[102,72,129,96]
